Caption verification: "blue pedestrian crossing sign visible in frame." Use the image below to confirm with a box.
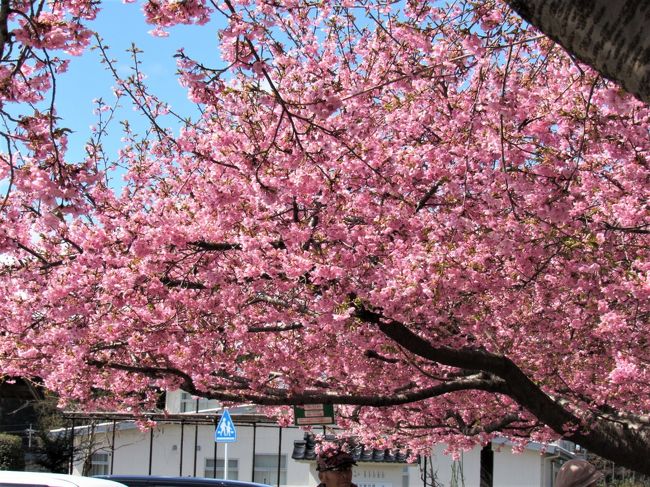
[215,410,237,443]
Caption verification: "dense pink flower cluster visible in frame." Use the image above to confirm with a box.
[0,0,648,469]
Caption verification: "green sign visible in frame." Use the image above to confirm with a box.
[293,404,336,425]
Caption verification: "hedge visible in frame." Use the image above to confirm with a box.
[0,433,24,470]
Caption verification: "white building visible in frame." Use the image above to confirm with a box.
[63,391,576,487]
[427,439,576,487]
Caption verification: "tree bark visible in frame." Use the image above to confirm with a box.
[505,0,650,104]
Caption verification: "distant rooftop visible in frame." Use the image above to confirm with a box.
[291,433,413,464]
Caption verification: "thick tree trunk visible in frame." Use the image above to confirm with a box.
[505,0,650,104]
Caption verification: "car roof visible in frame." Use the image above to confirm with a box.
[0,472,127,487]
[96,477,271,487]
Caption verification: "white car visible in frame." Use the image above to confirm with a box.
[0,471,128,487]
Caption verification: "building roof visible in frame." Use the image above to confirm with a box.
[291,433,413,464]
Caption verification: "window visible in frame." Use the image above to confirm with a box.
[88,452,110,476]
[253,454,287,485]
[204,458,239,479]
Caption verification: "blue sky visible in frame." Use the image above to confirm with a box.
[56,0,225,163]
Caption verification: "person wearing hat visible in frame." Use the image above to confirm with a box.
[555,459,603,487]
[316,449,358,487]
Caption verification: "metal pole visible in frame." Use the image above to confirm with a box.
[222,408,230,480]
[193,399,200,476]
[276,427,282,487]
[213,417,218,478]
[423,455,427,487]
[148,427,154,475]
[251,423,257,482]
[68,419,75,475]
[224,443,229,480]
[180,421,185,476]
[110,420,117,474]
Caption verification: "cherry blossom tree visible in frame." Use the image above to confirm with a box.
[0,0,648,475]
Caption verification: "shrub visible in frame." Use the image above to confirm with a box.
[0,433,24,470]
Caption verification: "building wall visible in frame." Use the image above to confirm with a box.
[427,443,553,487]
[351,461,412,487]
[428,444,481,487]
[70,392,561,487]
[493,445,543,487]
[72,422,421,487]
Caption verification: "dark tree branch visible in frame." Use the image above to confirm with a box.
[160,276,206,290]
[189,240,286,251]
[247,323,303,332]
[86,359,508,407]
[415,179,446,213]
[603,223,650,235]
[0,0,10,59]
[189,241,242,251]
[364,349,400,363]
[352,304,650,475]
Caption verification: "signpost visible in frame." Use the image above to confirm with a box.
[293,404,336,425]
[215,410,237,479]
